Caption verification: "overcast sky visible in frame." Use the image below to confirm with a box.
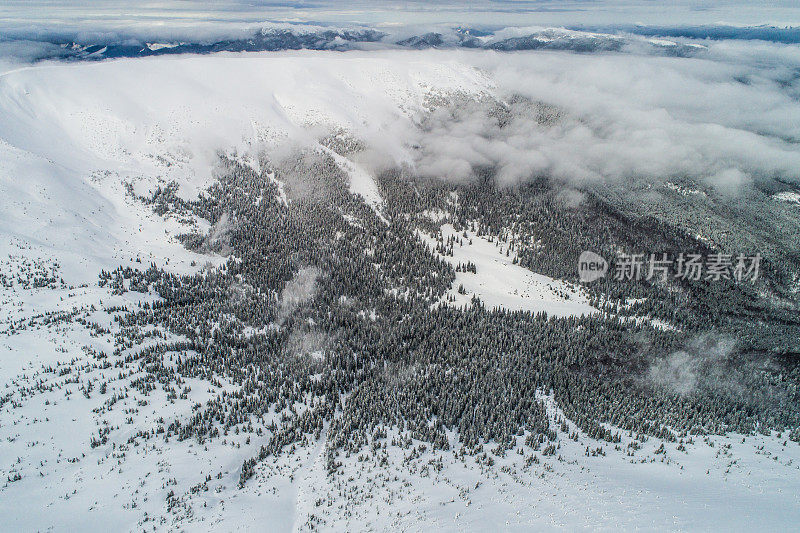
[1,1,799,39]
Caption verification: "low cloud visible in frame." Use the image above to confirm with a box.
[285,327,329,361]
[206,212,237,254]
[645,332,795,419]
[397,46,800,192]
[278,266,321,322]
[648,334,737,396]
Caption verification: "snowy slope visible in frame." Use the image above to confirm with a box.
[176,392,800,531]
[2,277,798,531]
[0,51,493,281]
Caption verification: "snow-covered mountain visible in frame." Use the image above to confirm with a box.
[1,43,799,532]
[0,25,713,63]
[0,52,483,276]
[9,21,800,66]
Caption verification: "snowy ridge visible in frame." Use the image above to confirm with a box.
[9,21,800,66]
[0,24,721,64]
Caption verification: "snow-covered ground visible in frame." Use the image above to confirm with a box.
[0,274,254,531]
[269,393,800,531]
[2,275,797,531]
[420,224,596,318]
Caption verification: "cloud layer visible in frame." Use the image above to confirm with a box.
[1,42,798,200]
[397,45,800,191]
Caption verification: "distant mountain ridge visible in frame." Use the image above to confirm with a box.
[7,22,800,63]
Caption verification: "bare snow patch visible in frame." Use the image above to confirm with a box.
[773,191,800,204]
[421,224,596,318]
[317,144,384,217]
